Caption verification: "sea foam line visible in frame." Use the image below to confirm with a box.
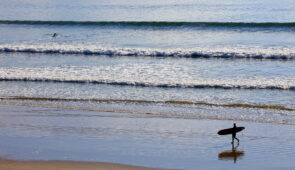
[1,100,294,125]
[0,96,294,111]
[0,44,295,59]
[0,78,294,91]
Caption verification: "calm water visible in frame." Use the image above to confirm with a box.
[0,0,295,168]
[1,0,295,22]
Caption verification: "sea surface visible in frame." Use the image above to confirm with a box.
[0,0,294,124]
[0,0,295,169]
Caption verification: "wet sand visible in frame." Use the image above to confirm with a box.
[0,159,162,170]
[0,104,295,169]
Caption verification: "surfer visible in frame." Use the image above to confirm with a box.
[52,33,58,38]
[217,123,244,144]
[232,123,239,144]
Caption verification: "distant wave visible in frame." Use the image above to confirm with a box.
[0,96,294,111]
[1,44,294,59]
[0,78,294,91]
[1,20,295,30]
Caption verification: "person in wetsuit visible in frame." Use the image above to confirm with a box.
[232,123,240,144]
[52,33,58,38]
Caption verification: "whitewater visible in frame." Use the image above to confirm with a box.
[0,0,294,125]
[1,1,295,169]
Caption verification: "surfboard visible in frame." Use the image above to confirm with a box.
[217,127,245,135]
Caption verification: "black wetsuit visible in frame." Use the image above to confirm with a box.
[232,124,239,144]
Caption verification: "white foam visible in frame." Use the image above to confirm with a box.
[0,43,295,59]
[0,66,294,90]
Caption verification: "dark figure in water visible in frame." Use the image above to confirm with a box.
[52,33,58,38]
[232,123,240,144]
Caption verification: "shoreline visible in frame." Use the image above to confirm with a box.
[0,104,295,169]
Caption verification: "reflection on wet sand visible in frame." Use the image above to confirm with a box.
[218,143,244,163]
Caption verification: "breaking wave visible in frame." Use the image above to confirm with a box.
[0,78,294,91]
[1,44,294,59]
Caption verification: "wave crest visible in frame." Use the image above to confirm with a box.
[0,78,294,91]
[1,20,295,30]
[1,44,295,59]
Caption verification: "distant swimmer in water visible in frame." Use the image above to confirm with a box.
[52,33,58,38]
[217,123,245,144]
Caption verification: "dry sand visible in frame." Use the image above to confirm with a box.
[0,159,163,170]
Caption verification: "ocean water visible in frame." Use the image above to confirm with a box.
[0,0,295,125]
[0,0,295,169]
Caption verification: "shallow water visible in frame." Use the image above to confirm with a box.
[0,105,295,169]
[0,0,295,169]
[0,52,294,125]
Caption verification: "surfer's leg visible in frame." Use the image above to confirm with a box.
[231,136,234,144]
[232,133,236,144]
[235,137,239,143]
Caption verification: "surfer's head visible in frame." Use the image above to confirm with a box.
[233,123,236,127]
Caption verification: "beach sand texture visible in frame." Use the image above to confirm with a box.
[0,159,162,170]
[0,104,295,169]
[1,0,295,169]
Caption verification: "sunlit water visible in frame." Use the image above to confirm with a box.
[0,0,295,169]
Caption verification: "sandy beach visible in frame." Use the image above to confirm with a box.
[1,0,295,169]
[0,159,163,170]
[0,104,294,169]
